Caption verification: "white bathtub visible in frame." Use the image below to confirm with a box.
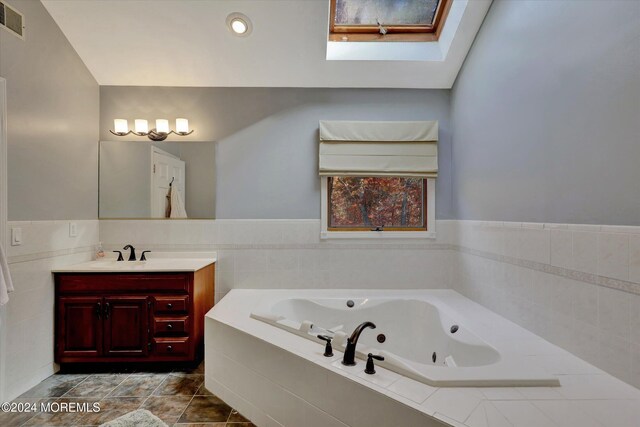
[249,292,559,387]
[206,289,636,427]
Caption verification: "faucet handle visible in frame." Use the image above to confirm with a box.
[317,335,334,357]
[140,250,151,261]
[365,353,385,375]
[113,251,124,261]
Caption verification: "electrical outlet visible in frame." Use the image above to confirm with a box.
[69,222,78,237]
[11,227,22,246]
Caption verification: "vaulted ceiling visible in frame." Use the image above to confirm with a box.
[42,0,492,88]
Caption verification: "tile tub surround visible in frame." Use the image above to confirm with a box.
[448,220,640,389]
[99,219,455,304]
[2,220,99,402]
[206,289,640,427]
[0,362,256,427]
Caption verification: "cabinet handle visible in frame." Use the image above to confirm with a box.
[166,303,173,309]
[167,345,173,352]
[104,302,110,319]
[95,302,101,319]
[166,324,173,330]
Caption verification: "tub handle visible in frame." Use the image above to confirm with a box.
[365,353,385,375]
[317,335,334,357]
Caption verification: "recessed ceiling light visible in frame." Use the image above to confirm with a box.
[231,19,247,34]
[226,13,252,37]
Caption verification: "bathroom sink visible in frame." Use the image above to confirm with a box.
[86,260,149,269]
[52,256,216,273]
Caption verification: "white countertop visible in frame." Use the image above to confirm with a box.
[52,253,216,273]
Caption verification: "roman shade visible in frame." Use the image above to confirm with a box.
[318,120,438,178]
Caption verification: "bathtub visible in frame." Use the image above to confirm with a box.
[206,290,633,426]
[249,292,559,387]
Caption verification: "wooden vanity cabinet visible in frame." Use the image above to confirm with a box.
[54,264,214,364]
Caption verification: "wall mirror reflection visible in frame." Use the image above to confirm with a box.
[99,140,215,219]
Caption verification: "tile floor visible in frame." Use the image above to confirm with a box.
[0,363,255,427]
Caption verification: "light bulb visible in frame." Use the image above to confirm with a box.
[156,119,169,134]
[231,18,247,34]
[226,13,252,37]
[135,119,149,134]
[114,119,128,134]
[176,118,189,134]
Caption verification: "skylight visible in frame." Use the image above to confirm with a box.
[329,0,451,42]
[326,0,467,62]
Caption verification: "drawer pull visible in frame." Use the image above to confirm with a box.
[167,345,173,352]
[166,324,173,330]
[153,297,188,314]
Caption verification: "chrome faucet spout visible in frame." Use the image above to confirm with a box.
[342,321,376,366]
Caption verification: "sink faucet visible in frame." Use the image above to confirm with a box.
[123,245,137,261]
[342,321,376,366]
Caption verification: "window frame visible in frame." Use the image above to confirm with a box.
[320,176,436,239]
[328,0,452,43]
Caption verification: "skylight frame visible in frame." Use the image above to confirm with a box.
[329,0,452,42]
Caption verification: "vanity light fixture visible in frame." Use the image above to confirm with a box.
[226,12,252,37]
[110,118,194,141]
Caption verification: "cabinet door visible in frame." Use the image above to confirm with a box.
[103,296,149,357]
[56,296,103,359]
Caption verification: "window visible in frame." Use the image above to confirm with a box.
[318,120,438,239]
[329,0,452,42]
[321,177,436,239]
[328,177,427,230]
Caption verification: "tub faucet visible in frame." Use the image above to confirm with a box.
[123,245,137,261]
[342,321,376,366]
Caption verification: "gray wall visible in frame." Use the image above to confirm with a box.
[101,87,452,219]
[451,0,640,225]
[99,141,151,218]
[0,0,99,220]
[179,142,216,218]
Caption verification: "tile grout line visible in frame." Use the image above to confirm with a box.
[8,246,96,265]
[456,245,640,296]
[137,372,172,410]
[63,372,133,399]
[60,373,97,397]
[225,404,234,424]
[16,398,40,427]
[173,388,198,426]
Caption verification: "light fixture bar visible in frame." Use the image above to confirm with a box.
[109,118,194,141]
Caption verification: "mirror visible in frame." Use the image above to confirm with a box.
[99,140,215,219]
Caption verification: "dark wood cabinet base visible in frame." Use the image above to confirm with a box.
[54,264,214,364]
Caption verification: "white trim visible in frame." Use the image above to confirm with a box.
[320,177,436,240]
[151,145,180,160]
[0,77,8,402]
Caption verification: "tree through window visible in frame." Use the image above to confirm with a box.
[328,177,427,230]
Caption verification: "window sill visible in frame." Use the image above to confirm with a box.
[320,231,436,240]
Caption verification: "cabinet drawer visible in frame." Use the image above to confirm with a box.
[153,317,188,335]
[57,273,190,293]
[153,296,189,314]
[154,337,189,356]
